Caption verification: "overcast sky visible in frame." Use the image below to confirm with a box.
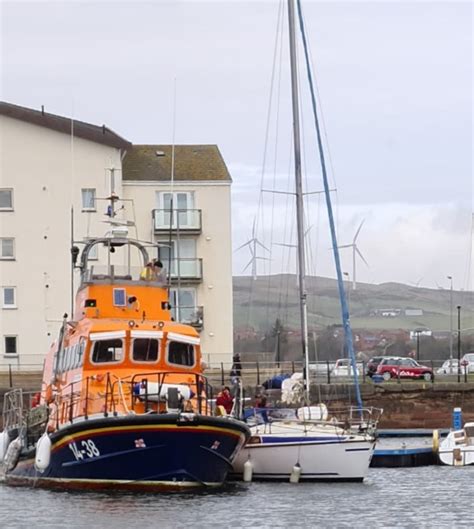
[1,0,472,290]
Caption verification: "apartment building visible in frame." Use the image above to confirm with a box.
[0,102,233,369]
[122,145,233,365]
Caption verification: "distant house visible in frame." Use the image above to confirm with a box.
[380,309,401,318]
[405,309,423,316]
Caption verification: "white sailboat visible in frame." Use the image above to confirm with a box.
[232,0,379,482]
[438,423,474,466]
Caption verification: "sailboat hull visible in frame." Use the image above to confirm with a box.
[3,414,249,491]
[232,435,375,482]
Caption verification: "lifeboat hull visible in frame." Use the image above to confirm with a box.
[4,414,249,491]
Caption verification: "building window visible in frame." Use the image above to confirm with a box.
[0,189,13,210]
[2,287,16,309]
[157,191,194,228]
[0,238,15,260]
[4,335,18,355]
[81,188,96,211]
[88,244,98,260]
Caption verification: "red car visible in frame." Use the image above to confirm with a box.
[376,357,434,381]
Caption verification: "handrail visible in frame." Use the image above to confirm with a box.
[43,370,212,428]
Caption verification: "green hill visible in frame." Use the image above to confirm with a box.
[233,275,474,334]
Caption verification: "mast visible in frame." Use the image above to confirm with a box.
[287,0,310,401]
[295,0,363,411]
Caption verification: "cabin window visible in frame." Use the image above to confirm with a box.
[168,341,194,367]
[465,426,474,437]
[77,340,85,367]
[132,338,159,362]
[62,347,70,372]
[113,288,126,307]
[59,347,70,373]
[69,345,78,370]
[91,339,124,364]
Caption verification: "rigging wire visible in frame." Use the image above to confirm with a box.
[264,0,286,330]
[241,0,285,349]
[299,4,342,240]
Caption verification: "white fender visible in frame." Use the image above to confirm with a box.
[139,383,192,402]
[35,432,52,471]
[297,404,328,422]
[243,458,253,482]
[0,430,10,463]
[289,463,302,484]
[4,436,22,472]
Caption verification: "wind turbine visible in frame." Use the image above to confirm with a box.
[337,219,369,291]
[274,225,313,286]
[234,218,270,280]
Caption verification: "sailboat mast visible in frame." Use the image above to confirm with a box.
[288,0,310,400]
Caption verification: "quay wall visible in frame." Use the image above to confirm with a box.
[2,372,474,430]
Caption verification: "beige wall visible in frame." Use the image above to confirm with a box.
[0,115,123,367]
[0,115,234,368]
[123,181,234,364]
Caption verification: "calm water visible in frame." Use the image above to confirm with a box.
[0,467,472,528]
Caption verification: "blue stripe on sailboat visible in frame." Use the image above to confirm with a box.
[260,436,346,444]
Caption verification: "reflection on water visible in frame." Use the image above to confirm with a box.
[1,467,473,528]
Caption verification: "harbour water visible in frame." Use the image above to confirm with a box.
[1,466,472,528]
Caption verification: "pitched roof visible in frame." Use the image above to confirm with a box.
[0,101,131,150]
[122,145,232,182]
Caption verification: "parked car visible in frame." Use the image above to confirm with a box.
[309,362,335,374]
[366,356,385,377]
[461,353,474,373]
[332,359,361,377]
[376,357,434,381]
[436,359,459,375]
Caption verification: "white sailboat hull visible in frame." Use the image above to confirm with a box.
[438,424,474,466]
[232,424,375,481]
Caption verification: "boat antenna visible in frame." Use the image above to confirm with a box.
[287,0,310,402]
[296,0,363,411]
[70,206,74,317]
[167,79,180,300]
[70,104,75,318]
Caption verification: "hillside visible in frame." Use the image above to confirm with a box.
[233,275,474,333]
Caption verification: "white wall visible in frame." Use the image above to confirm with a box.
[0,115,122,367]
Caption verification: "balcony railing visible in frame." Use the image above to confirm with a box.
[167,258,203,282]
[171,305,204,331]
[153,209,202,234]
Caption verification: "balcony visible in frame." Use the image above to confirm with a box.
[167,258,203,283]
[153,209,202,235]
[172,305,204,331]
